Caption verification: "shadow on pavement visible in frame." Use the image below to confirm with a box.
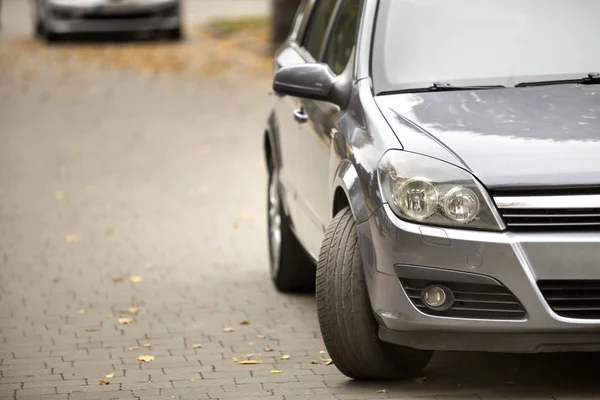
[341,351,600,397]
[42,31,182,45]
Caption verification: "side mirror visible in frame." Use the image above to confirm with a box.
[273,63,347,107]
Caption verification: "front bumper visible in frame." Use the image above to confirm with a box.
[358,204,600,352]
[44,0,180,34]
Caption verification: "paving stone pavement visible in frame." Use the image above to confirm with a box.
[2,2,600,400]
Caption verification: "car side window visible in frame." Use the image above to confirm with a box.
[324,0,360,75]
[289,0,310,40]
[301,0,338,60]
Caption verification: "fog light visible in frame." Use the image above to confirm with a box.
[421,285,454,311]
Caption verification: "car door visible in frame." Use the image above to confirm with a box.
[271,1,314,228]
[277,0,340,260]
[295,0,361,257]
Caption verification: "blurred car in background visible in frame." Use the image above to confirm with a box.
[30,0,183,42]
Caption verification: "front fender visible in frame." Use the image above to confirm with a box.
[332,161,370,224]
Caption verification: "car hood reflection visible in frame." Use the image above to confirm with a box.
[377,85,600,189]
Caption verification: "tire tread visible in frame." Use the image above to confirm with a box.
[316,207,432,380]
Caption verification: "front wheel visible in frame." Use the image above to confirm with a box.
[316,207,433,380]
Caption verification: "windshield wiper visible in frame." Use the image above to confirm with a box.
[380,82,506,95]
[430,82,506,91]
[516,73,600,87]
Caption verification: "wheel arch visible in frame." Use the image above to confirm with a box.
[263,111,279,171]
[331,160,370,224]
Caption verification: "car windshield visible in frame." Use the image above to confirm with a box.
[372,0,600,93]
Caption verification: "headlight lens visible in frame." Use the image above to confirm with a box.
[378,151,502,230]
[441,187,480,223]
[395,179,438,220]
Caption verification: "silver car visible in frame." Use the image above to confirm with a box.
[264,0,600,380]
[31,0,183,42]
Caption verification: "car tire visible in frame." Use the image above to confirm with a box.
[267,166,315,292]
[34,20,44,39]
[316,207,433,380]
[43,29,61,44]
[166,25,183,41]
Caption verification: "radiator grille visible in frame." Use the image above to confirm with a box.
[499,208,600,231]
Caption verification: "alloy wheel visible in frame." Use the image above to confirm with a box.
[268,171,282,276]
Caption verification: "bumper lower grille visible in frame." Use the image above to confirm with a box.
[494,192,600,231]
[400,279,526,320]
[539,280,600,318]
[52,5,178,20]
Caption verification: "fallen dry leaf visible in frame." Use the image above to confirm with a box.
[137,355,155,362]
[98,380,110,385]
[232,213,254,229]
[189,378,196,382]
[198,145,212,155]
[248,342,255,345]
[65,234,79,243]
[239,319,250,325]
[256,334,266,339]
[85,327,100,332]
[131,300,141,307]
[310,360,321,365]
[376,389,387,393]
[76,308,85,314]
[127,346,139,351]
[192,344,202,349]
[264,347,273,352]
[129,275,143,283]
[232,357,239,362]
[111,276,125,283]
[222,327,234,332]
[280,355,290,360]
[319,350,327,355]
[240,353,254,358]
[412,376,427,384]
[325,359,333,366]
[127,307,139,315]
[118,317,134,325]
[104,372,114,379]
[270,370,281,374]
[238,360,262,365]
[143,343,151,348]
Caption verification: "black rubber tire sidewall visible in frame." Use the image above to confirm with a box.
[316,207,433,380]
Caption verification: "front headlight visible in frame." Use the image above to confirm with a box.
[378,150,502,231]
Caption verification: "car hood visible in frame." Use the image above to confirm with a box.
[375,85,600,190]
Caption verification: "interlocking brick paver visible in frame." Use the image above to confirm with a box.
[2,1,600,400]
[70,391,136,400]
[160,388,211,399]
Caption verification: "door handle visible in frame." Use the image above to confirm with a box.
[293,108,308,123]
